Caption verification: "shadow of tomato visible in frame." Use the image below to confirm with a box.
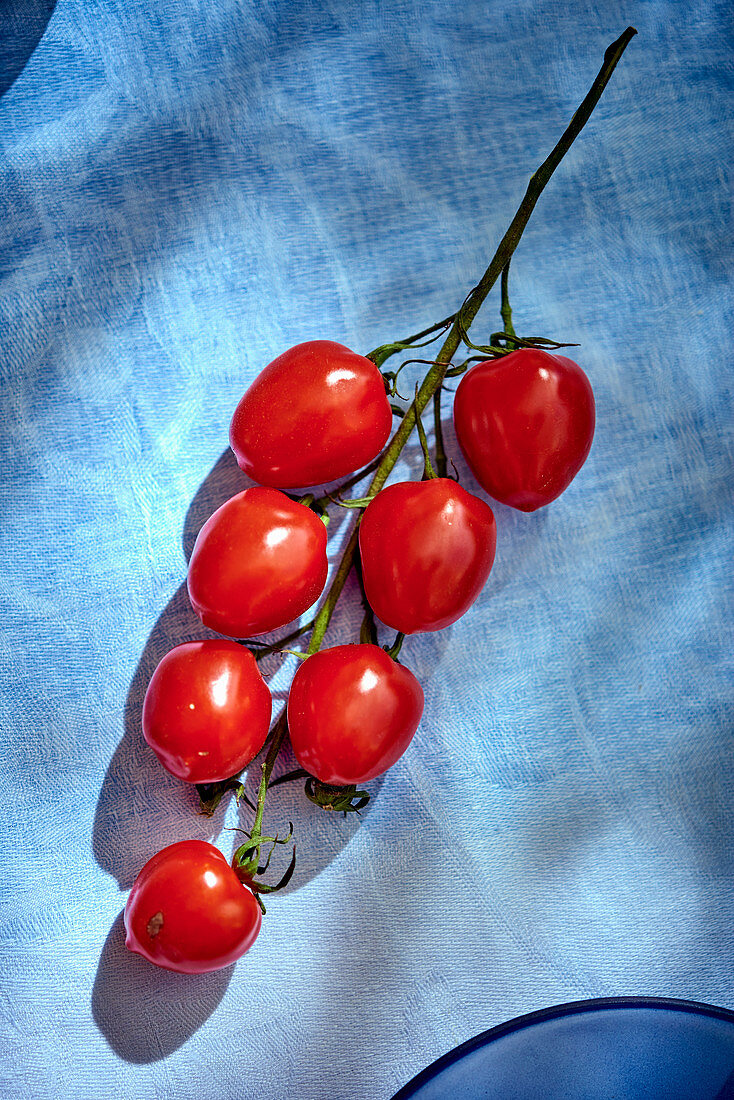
[92,438,458,1061]
[92,449,365,890]
[91,913,234,1063]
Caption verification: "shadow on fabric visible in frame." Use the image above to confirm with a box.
[91,447,385,900]
[0,0,57,98]
[91,423,545,1061]
[93,444,449,1060]
[91,913,233,1063]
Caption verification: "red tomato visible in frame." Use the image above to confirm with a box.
[142,641,271,783]
[229,340,392,488]
[124,840,261,974]
[187,487,328,637]
[287,644,424,785]
[358,479,497,634]
[453,349,595,511]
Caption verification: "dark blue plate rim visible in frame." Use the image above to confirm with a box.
[391,996,734,1100]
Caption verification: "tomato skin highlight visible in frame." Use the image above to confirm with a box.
[358,478,497,634]
[287,644,424,785]
[124,840,262,974]
[187,487,328,638]
[230,340,393,488]
[453,349,595,511]
[142,641,271,784]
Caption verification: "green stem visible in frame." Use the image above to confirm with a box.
[414,391,437,480]
[246,618,315,660]
[385,631,405,660]
[308,525,361,653]
[500,260,516,339]
[367,315,455,368]
[433,385,448,478]
[354,549,378,644]
[250,712,289,843]
[393,314,456,347]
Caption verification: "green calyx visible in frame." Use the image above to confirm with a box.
[304,777,370,814]
[231,822,297,913]
[197,776,247,817]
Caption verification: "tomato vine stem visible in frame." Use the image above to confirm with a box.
[385,631,406,661]
[221,25,637,882]
[433,385,448,478]
[307,24,636,652]
[500,260,517,342]
[413,387,438,481]
[245,618,316,661]
[250,711,288,844]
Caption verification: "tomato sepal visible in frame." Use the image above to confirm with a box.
[303,777,371,815]
[196,775,254,817]
[231,823,297,913]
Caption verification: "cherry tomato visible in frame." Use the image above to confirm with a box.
[358,478,497,634]
[124,840,261,974]
[287,644,424,785]
[142,641,271,784]
[453,349,595,511]
[229,340,393,488]
[187,487,328,638]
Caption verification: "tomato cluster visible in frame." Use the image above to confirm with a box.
[125,339,594,974]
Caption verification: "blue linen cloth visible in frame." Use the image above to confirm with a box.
[0,1,731,1097]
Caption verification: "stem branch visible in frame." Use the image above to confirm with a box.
[500,261,516,339]
[250,712,289,842]
[433,386,448,478]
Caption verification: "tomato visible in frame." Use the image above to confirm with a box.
[187,487,328,637]
[453,349,595,511]
[229,340,393,488]
[358,478,497,634]
[142,641,271,783]
[124,840,261,973]
[288,644,424,785]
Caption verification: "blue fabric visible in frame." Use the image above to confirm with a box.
[1,2,731,1097]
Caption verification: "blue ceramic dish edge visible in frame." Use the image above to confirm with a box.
[390,996,734,1100]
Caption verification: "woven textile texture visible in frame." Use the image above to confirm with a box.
[1,1,731,1097]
